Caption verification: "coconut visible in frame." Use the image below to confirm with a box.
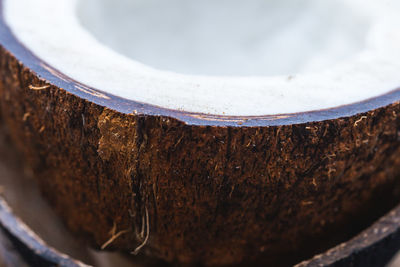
[1,0,400,266]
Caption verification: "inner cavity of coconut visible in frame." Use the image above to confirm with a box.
[78,0,366,76]
[4,0,400,116]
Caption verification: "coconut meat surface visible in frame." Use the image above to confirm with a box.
[4,0,400,116]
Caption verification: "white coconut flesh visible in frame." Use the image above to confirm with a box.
[4,0,400,116]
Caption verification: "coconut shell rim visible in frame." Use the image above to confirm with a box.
[1,0,400,127]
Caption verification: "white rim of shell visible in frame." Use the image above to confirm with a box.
[5,0,400,116]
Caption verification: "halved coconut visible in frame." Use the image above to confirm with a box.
[1,0,400,266]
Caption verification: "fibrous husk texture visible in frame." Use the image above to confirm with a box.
[1,47,400,266]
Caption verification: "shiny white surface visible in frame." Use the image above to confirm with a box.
[5,0,400,115]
